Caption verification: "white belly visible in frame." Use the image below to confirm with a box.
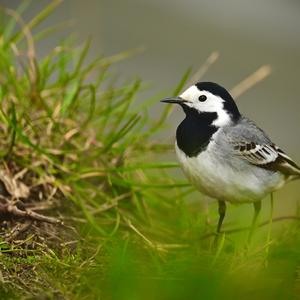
[175,143,285,203]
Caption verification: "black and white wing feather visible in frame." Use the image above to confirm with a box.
[233,142,300,178]
[225,117,300,179]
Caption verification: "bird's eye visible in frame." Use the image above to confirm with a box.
[198,95,207,102]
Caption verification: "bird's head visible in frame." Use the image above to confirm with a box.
[161,82,241,127]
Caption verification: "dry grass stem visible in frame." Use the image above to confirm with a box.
[230,65,272,98]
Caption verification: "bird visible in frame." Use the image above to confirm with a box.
[161,81,300,240]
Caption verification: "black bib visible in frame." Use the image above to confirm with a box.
[176,111,218,157]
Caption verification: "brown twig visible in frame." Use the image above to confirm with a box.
[186,51,219,87]
[230,65,272,99]
[0,202,63,225]
[5,221,32,242]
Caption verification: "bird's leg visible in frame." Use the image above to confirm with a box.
[213,200,226,247]
[266,193,274,249]
[248,200,262,243]
[217,200,226,234]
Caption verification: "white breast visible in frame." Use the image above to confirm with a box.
[175,142,285,203]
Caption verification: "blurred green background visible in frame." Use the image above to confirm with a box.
[0,1,300,299]
[3,1,300,137]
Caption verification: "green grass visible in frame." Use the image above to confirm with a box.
[0,3,300,300]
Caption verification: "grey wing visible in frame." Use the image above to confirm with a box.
[224,117,300,178]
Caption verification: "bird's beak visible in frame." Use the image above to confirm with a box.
[160,96,187,104]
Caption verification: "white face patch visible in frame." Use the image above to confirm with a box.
[180,85,231,127]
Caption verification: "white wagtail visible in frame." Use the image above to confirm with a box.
[161,82,300,236]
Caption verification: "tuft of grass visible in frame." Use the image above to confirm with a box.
[0,3,299,300]
[0,3,194,297]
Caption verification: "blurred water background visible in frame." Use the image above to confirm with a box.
[1,0,300,214]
